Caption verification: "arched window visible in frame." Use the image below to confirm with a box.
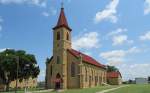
[56,73,61,79]
[66,32,69,40]
[57,56,60,64]
[71,62,75,77]
[57,31,60,40]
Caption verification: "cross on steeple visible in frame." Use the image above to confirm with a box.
[61,1,64,8]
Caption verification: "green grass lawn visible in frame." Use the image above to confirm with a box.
[2,84,150,93]
[1,87,44,93]
[44,86,117,93]
[1,85,117,93]
[107,84,150,93]
[44,84,150,93]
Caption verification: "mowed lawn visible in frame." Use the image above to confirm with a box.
[107,84,150,93]
[1,86,117,93]
[44,86,117,93]
[2,84,150,93]
[45,84,150,93]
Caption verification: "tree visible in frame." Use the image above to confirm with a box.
[106,65,119,72]
[0,49,40,91]
[148,76,150,81]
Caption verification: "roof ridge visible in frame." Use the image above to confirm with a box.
[68,49,106,68]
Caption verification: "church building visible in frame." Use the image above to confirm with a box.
[45,6,107,89]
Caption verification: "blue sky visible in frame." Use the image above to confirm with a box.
[0,0,150,81]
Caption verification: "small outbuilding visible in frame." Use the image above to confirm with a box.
[107,71,122,85]
[135,78,148,84]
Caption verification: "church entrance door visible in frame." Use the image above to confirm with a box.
[55,73,62,89]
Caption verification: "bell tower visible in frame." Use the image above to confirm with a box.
[52,4,72,89]
[53,6,72,53]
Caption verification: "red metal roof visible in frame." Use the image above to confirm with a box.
[53,8,72,31]
[107,71,122,78]
[68,49,106,68]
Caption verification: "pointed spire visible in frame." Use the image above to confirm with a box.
[53,3,72,31]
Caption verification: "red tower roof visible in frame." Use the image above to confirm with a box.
[53,8,72,31]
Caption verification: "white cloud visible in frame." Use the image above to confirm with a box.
[112,35,127,45]
[100,49,125,66]
[119,63,150,80]
[106,28,133,46]
[112,35,133,46]
[0,48,8,52]
[42,7,57,17]
[94,0,119,23]
[0,0,47,7]
[0,49,5,52]
[128,46,141,53]
[100,47,141,66]
[144,0,150,15]
[72,32,100,50]
[107,28,127,36]
[42,12,49,17]
[140,31,150,41]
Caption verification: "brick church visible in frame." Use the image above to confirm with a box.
[45,6,107,89]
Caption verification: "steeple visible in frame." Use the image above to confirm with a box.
[53,4,72,31]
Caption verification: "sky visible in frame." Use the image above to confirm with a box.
[0,0,150,81]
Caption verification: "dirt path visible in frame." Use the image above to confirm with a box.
[96,85,129,93]
[27,89,54,93]
[27,89,65,93]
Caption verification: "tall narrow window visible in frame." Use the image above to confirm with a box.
[85,67,87,82]
[91,70,93,81]
[71,62,75,77]
[50,65,52,76]
[99,76,101,84]
[57,31,60,40]
[57,56,60,64]
[66,32,69,40]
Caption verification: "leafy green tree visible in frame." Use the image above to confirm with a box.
[0,49,40,91]
[148,76,150,82]
[106,65,119,72]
